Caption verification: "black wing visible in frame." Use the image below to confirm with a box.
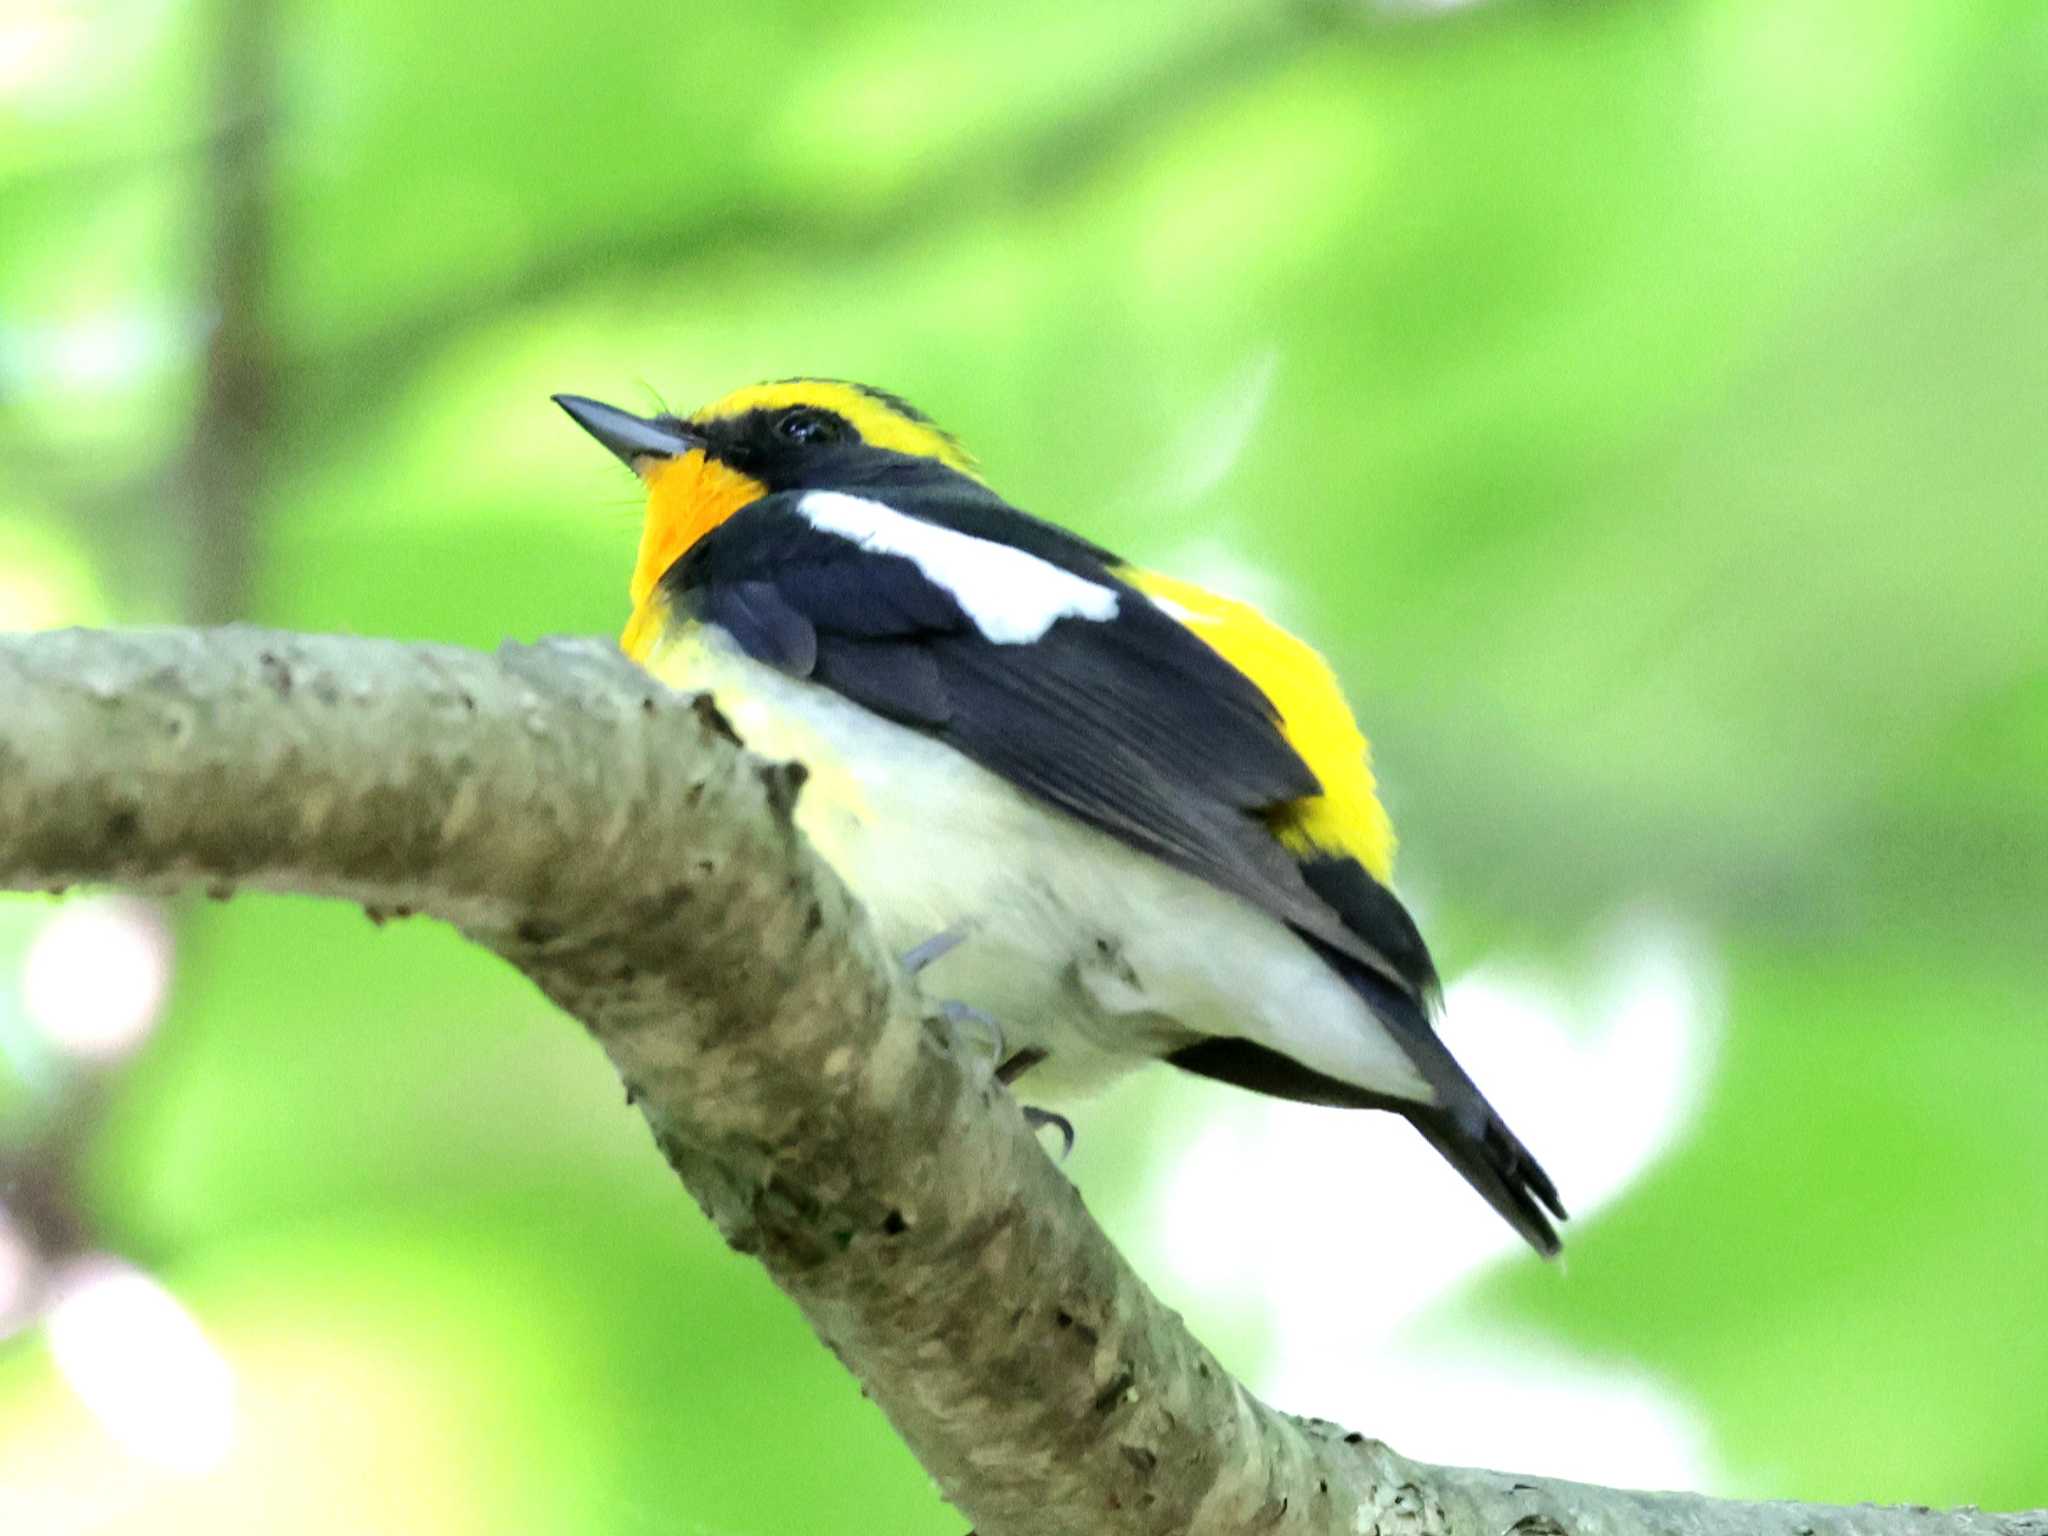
[667,490,1390,968]
[670,483,1567,1253]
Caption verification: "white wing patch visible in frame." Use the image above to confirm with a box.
[798,489,1119,644]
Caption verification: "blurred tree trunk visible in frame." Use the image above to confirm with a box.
[183,0,277,624]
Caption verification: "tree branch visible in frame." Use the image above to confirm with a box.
[0,627,2038,1536]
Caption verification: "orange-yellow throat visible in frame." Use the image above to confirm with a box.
[621,450,765,661]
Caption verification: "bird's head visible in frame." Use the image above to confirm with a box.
[555,378,978,628]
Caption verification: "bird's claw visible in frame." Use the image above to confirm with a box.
[928,993,1069,1158]
[1022,1106,1076,1161]
[995,1046,1046,1086]
[901,926,970,975]
[938,999,1006,1079]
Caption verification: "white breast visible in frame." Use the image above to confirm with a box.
[646,626,1431,1105]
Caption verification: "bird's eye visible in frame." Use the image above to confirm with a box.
[777,407,846,446]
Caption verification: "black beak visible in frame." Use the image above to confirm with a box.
[552,394,703,468]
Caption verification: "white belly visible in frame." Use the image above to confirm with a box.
[648,627,1430,1103]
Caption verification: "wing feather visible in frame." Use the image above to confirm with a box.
[667,481,1565,1253]
[671,497,1395,953]
[669,487,1430,994]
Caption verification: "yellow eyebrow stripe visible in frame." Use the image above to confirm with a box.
[691,380,982,478]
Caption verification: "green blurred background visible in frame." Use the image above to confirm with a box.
[3,0,2045,1529]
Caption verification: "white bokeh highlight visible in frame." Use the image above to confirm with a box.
[0,567,73,634]
[0,0,173,116]
[0,1207,38,1336]
[2,313,188,396]
[43,1257,237,1476]
[1148,349,1283,510]
[22,896,174,1063]
[1146,911,1723,1488]
[0,6,81,99]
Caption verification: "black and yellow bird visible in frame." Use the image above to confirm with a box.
[556,379,1566,1255]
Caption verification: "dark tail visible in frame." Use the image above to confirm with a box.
[1402,1099,1564,1258]
[1345,961,1567,1257]
[1171,957,1569,1258]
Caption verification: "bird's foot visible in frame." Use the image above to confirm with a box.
[996,1046,1045,1086]
[1022,1106,1076,1161]
[900,926,970,976]
[937,999,1007,1080]
[921,964,1065,1159]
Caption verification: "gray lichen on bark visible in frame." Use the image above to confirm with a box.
[1,627,2040,1536]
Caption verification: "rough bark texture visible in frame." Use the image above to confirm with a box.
[0,626,2039,1536]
